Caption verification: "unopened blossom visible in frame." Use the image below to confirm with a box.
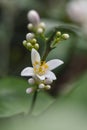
[21,48,64,87]
[27,10,40,27]
[27,10,45,33]
[26,87,33,94]
[26,33,34,41]
[23,32,39,50]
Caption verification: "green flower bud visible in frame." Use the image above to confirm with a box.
[40,22,46,29]
[27,23,33,30]
[56,31,61,36]
[34,43,39,50]
[23,40,27,46]
[27,42,32,49]
[45,85,51,90]
[32,38,37,44]
[37,27,43,34]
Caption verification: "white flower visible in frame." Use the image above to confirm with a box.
[21,48,64,82]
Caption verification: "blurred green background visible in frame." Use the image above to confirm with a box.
[0,0,87,130]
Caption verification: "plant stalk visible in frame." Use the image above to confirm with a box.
[29,90,38,114]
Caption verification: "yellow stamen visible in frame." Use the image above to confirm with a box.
[33,61,49,75]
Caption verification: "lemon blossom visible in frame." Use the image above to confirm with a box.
[21,48,64,83]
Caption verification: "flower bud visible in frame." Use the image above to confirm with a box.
[27,42,32,49]
[56,31,61,36]
[39,83,45,89]
[26,88,33,94]
[27,23,33,30]
[62,34,70,40]
[28,78,35,85]
[40,22,46,29]
[45,85,51,90]
[34,43,39,50]
[26,33,34,41]
[23,40,27,46]
[37,28,43,34]
[44,78,53,84]
[27,10,40,26]
[32,38,37,44]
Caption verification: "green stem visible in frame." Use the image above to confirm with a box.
[42,29,57,61]
[42,47,51,61]
[29,90,38,114]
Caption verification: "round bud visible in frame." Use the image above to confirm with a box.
[40,22,46,29]
[39,83,45,89]
[28,78,35,85]
[23,40,27,46]
[27,23,33,30]
[56,31,61,36]
[26,33,34,41]
[32,38,37,44]
[34,43,39,50]
[26,88,33,94]
[27,42,32,49]
[44,78,53,84]
[45,85,51,90]
[27,10,40,26]
[62,34,70,40]
[37,28,43,34]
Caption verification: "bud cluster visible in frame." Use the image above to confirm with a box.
[51,31,70,48]
[26,78,52,94]
[26,77,52,94]
[23,33,39,50]
[27,10,46,34]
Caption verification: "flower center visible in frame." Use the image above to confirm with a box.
[33,61,49,75]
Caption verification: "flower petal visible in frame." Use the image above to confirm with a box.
[21,67,34,76]
[31,48,40,66]
[47,59,64,70]
[44,71,57,80]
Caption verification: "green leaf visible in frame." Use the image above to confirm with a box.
[32,91,55,115]
[0,77,54,117]
[63,71,87,107]
[0,77,31,117]
[76,36,87,53]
